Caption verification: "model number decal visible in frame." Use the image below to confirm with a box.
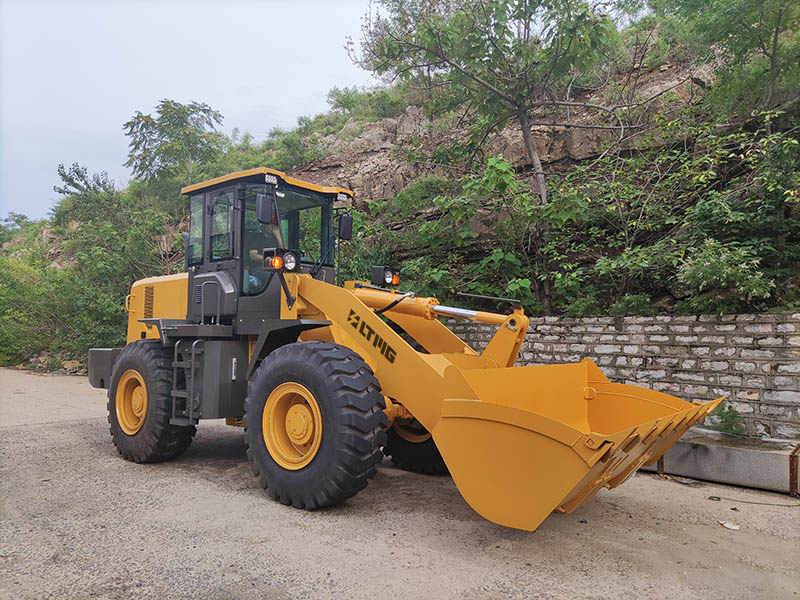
[347,309,397,364]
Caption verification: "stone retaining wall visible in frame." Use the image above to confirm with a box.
[447,313,800,439]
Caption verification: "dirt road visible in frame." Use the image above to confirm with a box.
[1,367,798,599]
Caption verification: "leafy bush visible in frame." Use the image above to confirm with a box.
[327,85,412,122]
[0,253,126,366]
[609,294,656,316]
[677,239,774,314]
[563,294,603,318]
[0,164,180,366]
[361,118,798,317]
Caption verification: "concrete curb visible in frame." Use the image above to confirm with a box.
[641,428,800,494]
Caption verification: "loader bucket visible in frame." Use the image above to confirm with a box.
[430,358,722,531]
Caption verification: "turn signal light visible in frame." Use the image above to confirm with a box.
[269,255,284,270]
[391,273,400,286]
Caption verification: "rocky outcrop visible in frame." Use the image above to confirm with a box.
[290,106,429,209]
[290,63,703,204]
[1,224,75,269]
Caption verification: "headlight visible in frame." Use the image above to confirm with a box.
[383,269,393,285]
[283,252,297,271]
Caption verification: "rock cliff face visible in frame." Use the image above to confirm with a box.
[1,224,73,269]
[290,63,705,204]
[289,106,427,209]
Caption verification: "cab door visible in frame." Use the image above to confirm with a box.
[186,186,241,323]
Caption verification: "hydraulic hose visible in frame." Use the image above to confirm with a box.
[374,292,416,315]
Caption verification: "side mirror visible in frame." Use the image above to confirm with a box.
[338,213,353,241]
[256,191,278,224]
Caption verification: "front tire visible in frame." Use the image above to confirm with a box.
[243,341,387,509]
[108,341,196,463]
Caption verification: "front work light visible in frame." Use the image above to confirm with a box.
[282,252,297,272]
[370,265,399,287]
[264,248,301,272]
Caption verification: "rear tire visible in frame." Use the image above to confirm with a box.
[383,423,448,475]
[108,341,196,463]
[243,341,387,509]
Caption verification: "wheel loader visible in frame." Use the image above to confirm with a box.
[88,167,721,531]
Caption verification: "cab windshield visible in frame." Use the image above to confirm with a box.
[242,183,332,295]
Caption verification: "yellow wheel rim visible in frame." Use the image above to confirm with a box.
[393,420,431,444]
[116,370,148,435]
[262,382,323,470]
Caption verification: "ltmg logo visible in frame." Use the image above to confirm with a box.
[347,309,397,363]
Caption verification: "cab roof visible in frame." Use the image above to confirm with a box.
[180,167,354,198]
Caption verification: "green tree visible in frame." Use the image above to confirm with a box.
[0,212,35,245]
[354,0,622,202]
[52,163,181,280]
[656,0,800,128]
[123,99,224,183]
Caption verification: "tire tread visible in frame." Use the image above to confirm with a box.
[243,341,387,509]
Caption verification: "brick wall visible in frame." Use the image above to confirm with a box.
[447,312,800,440]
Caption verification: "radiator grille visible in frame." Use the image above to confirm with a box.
[194,284,203,303]
[143,286,155,318]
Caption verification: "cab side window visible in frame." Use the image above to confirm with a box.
[210,190,234,260]
[188,194,204,265]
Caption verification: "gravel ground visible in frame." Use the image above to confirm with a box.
[1,367,798,600]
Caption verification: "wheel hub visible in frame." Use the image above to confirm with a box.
[131,388,146,417]
[263,382,323,470]
[116,370,148,436]
[285,404,314,445]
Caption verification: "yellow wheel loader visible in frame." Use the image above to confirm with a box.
[88,168,721,531]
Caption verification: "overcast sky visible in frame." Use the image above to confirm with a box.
[0,0,376,219]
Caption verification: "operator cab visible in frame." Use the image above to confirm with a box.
[180,168,353,331]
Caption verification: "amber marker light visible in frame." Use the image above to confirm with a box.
[270,255,284,270]
[391,273,400,286]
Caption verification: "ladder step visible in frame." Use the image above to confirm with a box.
[171,390,189,398]
[172,361,190,368]
[169,417,192,426]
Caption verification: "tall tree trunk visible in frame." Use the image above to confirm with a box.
[517,108,552,312]
[763,8,784,136]
[517,108,547,204]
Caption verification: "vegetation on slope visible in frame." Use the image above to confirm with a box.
[1,0,798,367]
